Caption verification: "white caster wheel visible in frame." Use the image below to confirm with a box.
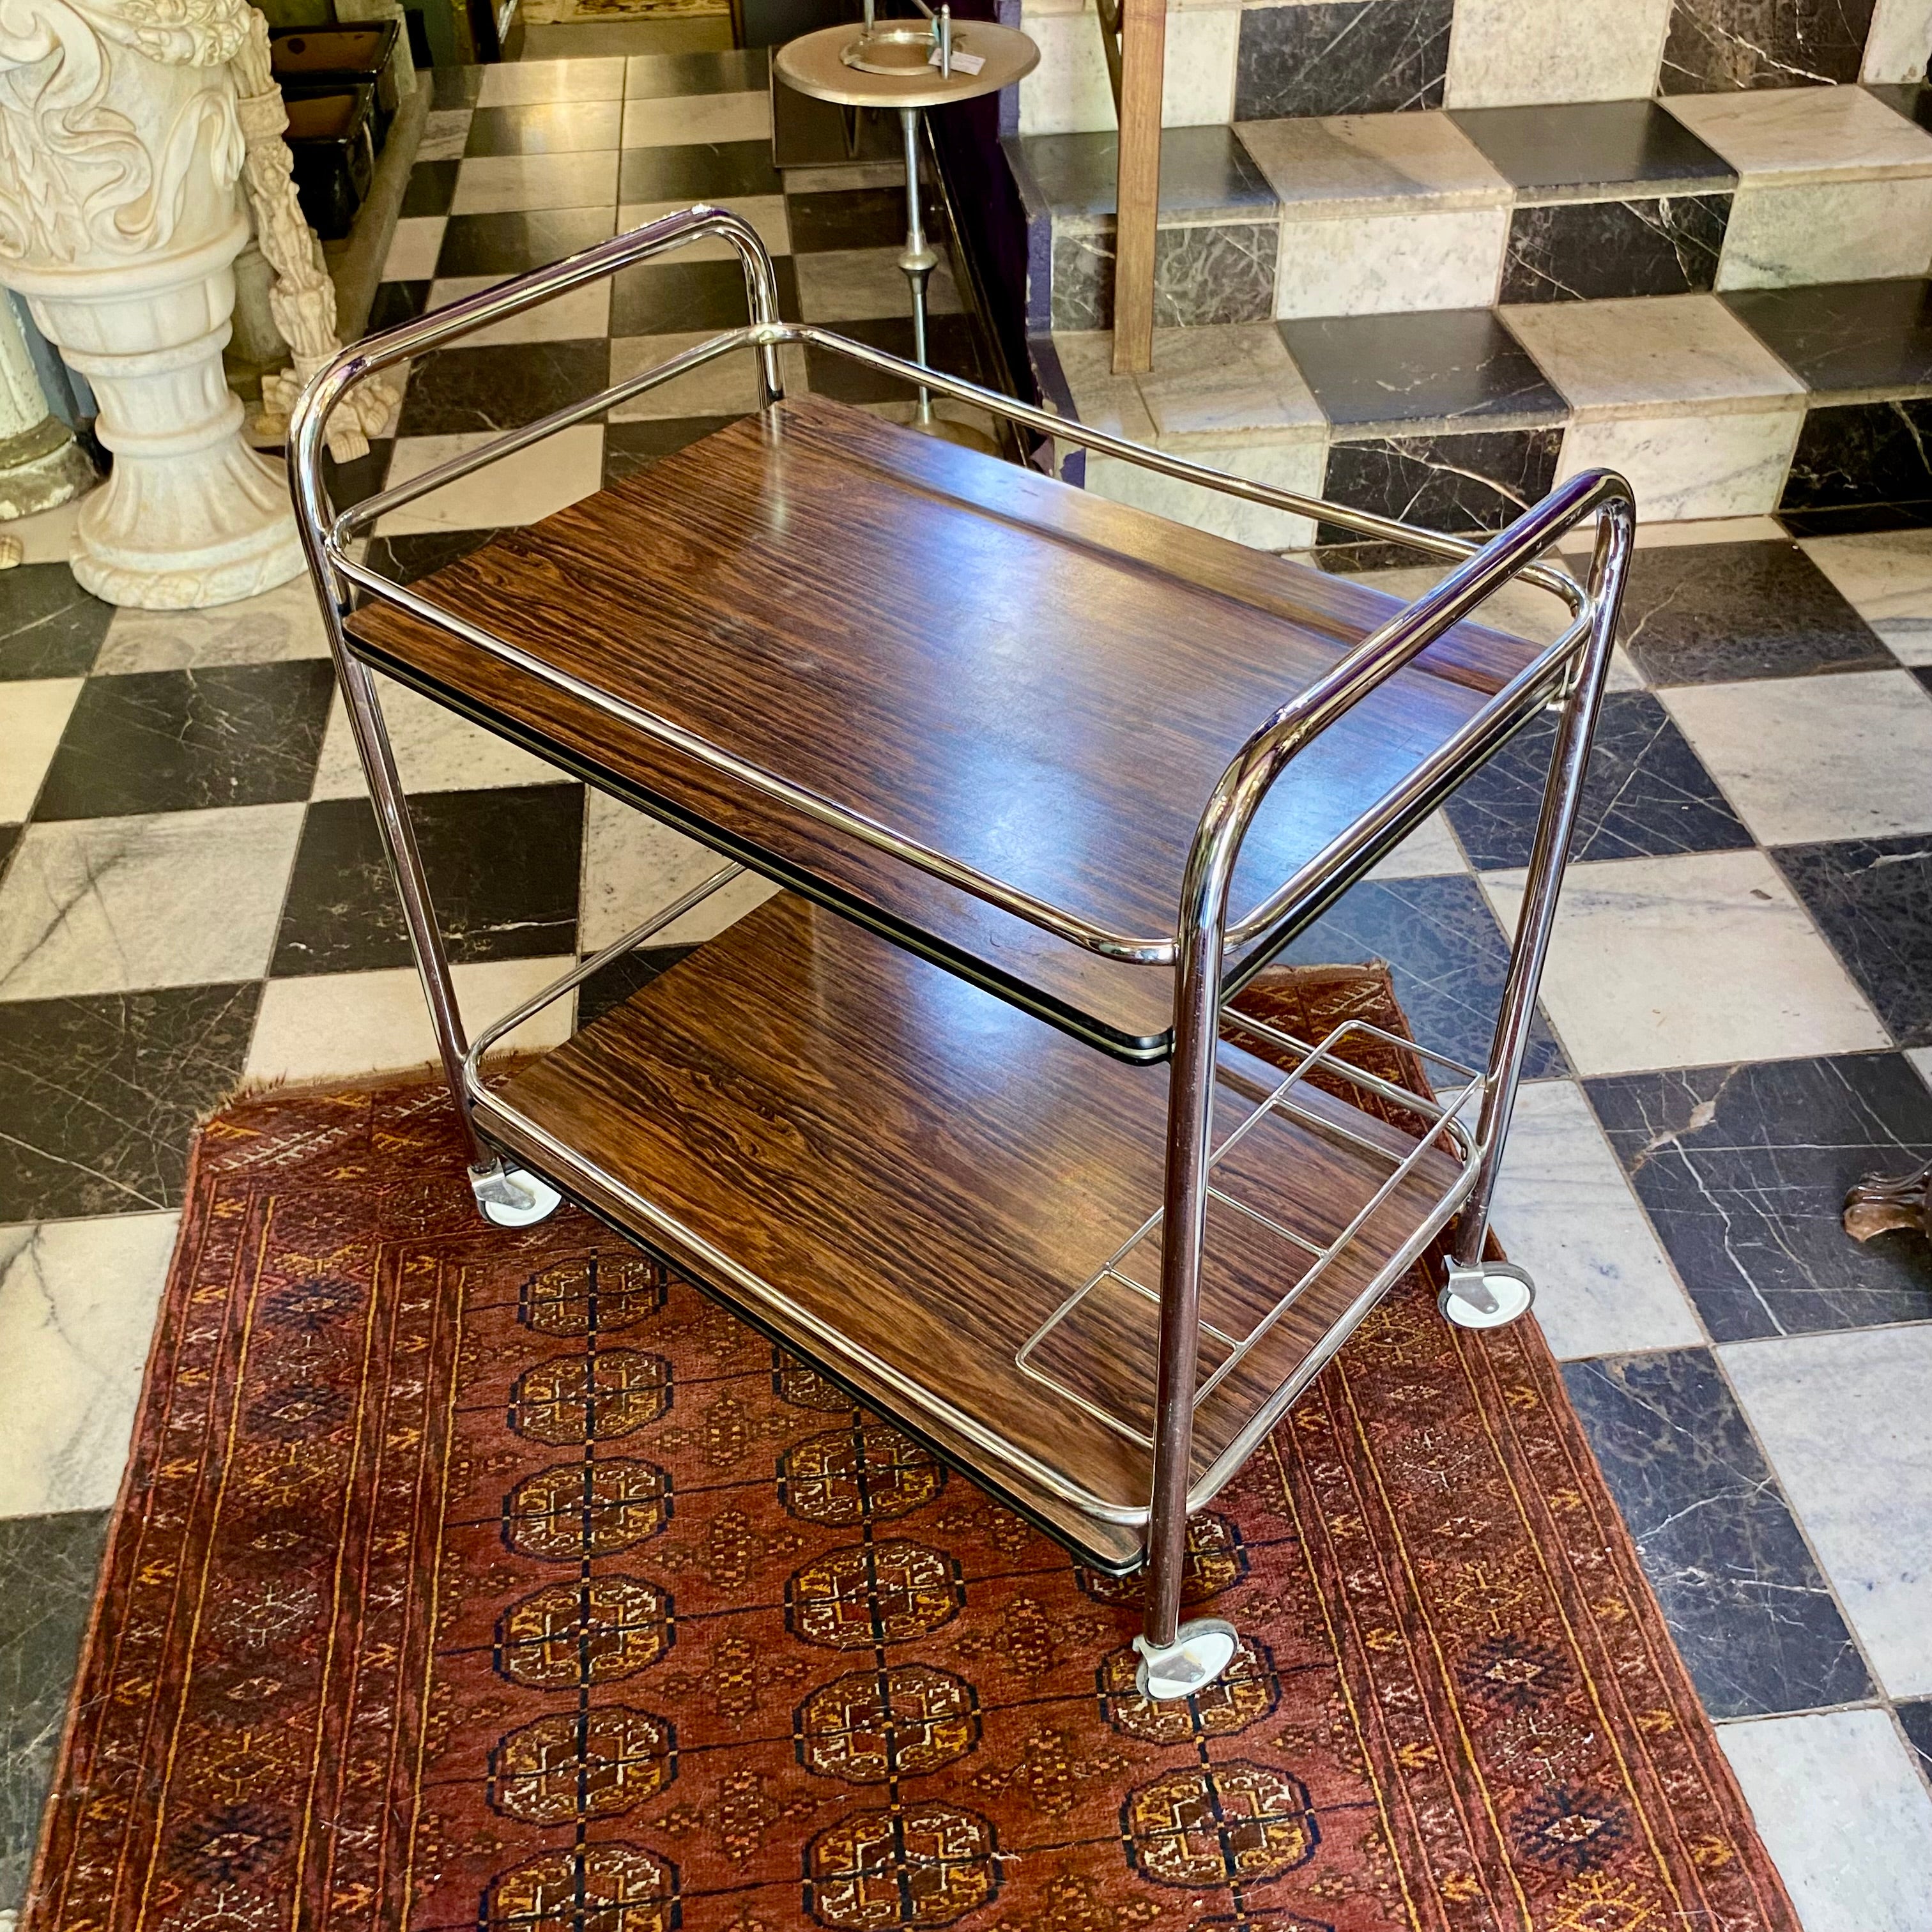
[471,1163,564,1228]
[1439,1259,1536,1330]
[1133,1618,1240,1700]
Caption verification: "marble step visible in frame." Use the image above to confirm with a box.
[1034,280,1932,551]
[1006,86,1932,334]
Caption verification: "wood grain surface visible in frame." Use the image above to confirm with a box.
[488,893,1465,1567]
[349,394,1541,1052]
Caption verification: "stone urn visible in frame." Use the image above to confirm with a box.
[0,0,303,606]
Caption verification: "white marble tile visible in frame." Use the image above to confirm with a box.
[0,494,83,565]
[1136,323,1324,441]
[1087,434,1323,549]
[378,424,604,533]
[1443,0,1673,107]
[1340,560,1579,645]
[1911,1045,1932,1092]
[1665,83,1932,181]
[425,273,613,344]
[1800,528,1932,664]
[417,107,473,162]
[1866,0,1932,82]
[1158,2,1242,128]
[1489,1080,1705,1359]
[795,248,962,323]
[1239,112,1510,216]
[477,56,625,106]
[620,89,770,147]
[96,577,333,671]
[1051,330,1158,442]
[0,1215,180,1517]
[1275,205,1508,319]
[245,956,578,1084]
[1501,294,1804,417]
[0,677,82,821]
[1662,669,1932,843]
[608,331,804,420]
[580,791,777,949]
[310,674,564,799]
[1556,405,1804,521]
[1560,514,1790,551]
[1718,1710,1932,1932]
[1365,809,1466,878]
[384,215,447,281]
[1018,2,1240,136]
[1722,1325,1932,1697]
[1482,849,1889,1076]
[619,195,790,257]
[450,151,619,215]
[0,805,304,999]
[1717,176,1932,289]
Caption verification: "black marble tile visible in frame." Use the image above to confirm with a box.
[1009,126,1277,223]
[603,418,738,486]
[1280,307,1567,429]
[362,529,503,586]
[1786,397,1932,529]
[802,313,984,402]
[1660,0,1875,93]
[1049,221,1280,332]
[786,187,910,254]
[623,47,767,98]
[1614,539,1892,684]
[609,256,801,335]
[575,942,698,1029]
[365,278,429,334]
[1450,99,1735,198]
[395,339,610,437]
[464,100,624,155]
[435,207,617,278]
[273,784,583,976]
[1917,665,1932,696]
[1500,195,1729,303]
[33,663,336,820]
[399,157,459,218]
[1776,497,1932,537]
[1772,835,1932,1046]
[1234,0,1452,118]
[1586,1052,1932,1339]
[1868,80,1932,130]
[1561,1349,1873,1719]
[0,983,260,1220]
[0,1509,111,1911]
[0,824,17,876]
[1723,279,1932,397]
[1318,428,1565,548]
[1446,689,1753,870]
[617,139,781,204]
[773,81,902,173]
[1898,1699,1932,1788]
[0,565,113,681]
[321,436,392,514]
[1278,872,1567,1077]
[430,64,482,109]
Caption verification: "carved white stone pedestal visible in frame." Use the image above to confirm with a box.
[0,0,304,608]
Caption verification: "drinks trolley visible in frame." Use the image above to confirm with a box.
[289,204,1634,1701]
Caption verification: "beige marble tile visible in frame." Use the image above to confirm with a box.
[477,56,625,105]
[1239,112,1509,215]
[608,332,805,420]
[1086,435,1323,549]
[1501,294,1802,418]
[245,957,578,1084]
[378,425,604,533]
[383,215,446,280]
[619,195,790,257]
[425,274,613,344]
[1716,175,1932,288]
[1662,668,1932,842]
[1050,330,1157,443]
[1275,204,1507,318]
[1018,1,1239,135]
[1338,562,1579,645]
[1666,82,1932,181]
[0,494,83,565]
[1559,514,1789,551]
[97,577,333,671]
[450,151,619,215]
[1482,849,1889,1075]
[621,90,770,148]
[1865,0,1932,81]
[795,248,960,324]
[1556,404,1804,521]
[1443,0,1673,107]
[0,678,82,821]
[1800,528,1932,663]
[417,107,473,162]
[1365,809,1466,878]
[1137,323,1324,441]
[311,674,564,799]
[580,792,776,949]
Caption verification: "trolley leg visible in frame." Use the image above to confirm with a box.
[332,646,562,1229]
[1135,897,1239,1700]
[898,107,939,426]
[1441,502,1632,1330]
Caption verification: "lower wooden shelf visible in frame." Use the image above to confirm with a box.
[482,893,1471,1570]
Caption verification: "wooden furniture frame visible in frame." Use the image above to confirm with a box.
[290,204,1634,1700]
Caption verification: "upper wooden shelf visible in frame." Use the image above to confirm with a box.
[346,394,1543,1057]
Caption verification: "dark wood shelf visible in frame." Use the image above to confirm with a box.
[480,893,1464,1569]
[348,394,1544,1059]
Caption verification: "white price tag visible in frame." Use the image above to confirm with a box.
[929,45,985,72]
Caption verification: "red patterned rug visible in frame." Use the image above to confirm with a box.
[27,965,1798,1932]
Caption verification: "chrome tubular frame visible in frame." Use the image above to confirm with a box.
[287,204,1636,1669]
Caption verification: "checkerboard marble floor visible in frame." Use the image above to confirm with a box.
[7,59,1932,1932]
